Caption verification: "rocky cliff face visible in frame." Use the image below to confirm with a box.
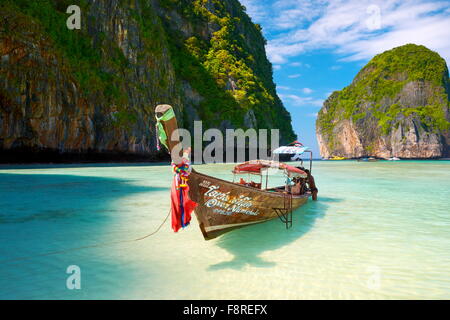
[0,0,295,162]
[316,44,450,159]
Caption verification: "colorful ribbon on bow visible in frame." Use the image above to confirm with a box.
[172,161,191,189]
[170,152,197,232]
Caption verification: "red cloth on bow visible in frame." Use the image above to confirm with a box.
[170,177,197,232]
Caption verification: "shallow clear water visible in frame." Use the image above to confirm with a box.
[0,161,449,299]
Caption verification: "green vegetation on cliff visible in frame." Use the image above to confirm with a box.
[158,0,295,140]
[0,0,144,130]
[1,0,295,142]
[1,0,128,102]
[317,44,450,152]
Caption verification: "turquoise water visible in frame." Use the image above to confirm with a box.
[0,161,449,299]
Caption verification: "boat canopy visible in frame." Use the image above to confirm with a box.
[232,160,307,178]
[273,140,310,155]
[272,145,310,155]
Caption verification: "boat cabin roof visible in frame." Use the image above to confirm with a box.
[232,160,307,178]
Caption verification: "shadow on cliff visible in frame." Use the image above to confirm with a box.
[207,197,340,270]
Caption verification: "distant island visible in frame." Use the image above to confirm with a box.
[316,44,450,159]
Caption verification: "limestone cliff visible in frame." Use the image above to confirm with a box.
[316,44,450,159]
[0,0,295,162]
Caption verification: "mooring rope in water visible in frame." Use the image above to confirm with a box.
[0,210,171,264]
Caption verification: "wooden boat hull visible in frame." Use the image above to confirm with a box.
[188,169,310,240]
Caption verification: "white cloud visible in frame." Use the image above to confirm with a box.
[240,0,272,21]
[279,94,324,107]
[267,43,306,64]
[244,0,450,65]
[289,62,311,68]
[242,0,326,30]
[277,86,314,94]
[288,74,301,78]
[330,65,342,70]
[273,64,282,70]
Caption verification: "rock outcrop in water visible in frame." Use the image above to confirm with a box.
[0,0,295,162]
[316,44,450,159]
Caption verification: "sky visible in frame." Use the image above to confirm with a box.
[239,0,450,156]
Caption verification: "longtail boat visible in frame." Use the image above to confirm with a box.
[155,104,318,240]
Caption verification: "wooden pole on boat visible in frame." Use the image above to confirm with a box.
[265,169,269,190]
[155,104,183,164]
[307,171,318,201]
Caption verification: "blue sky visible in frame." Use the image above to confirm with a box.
[240,0,450,156]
